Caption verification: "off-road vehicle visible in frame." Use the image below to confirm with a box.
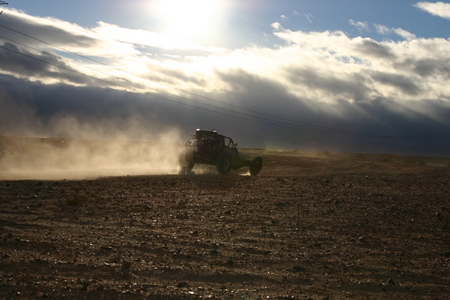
[179,129,263,175]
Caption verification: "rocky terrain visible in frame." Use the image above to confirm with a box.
[1,137,450,299]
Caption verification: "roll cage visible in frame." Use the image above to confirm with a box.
[185,130,238,163]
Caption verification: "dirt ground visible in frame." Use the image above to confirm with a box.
[1,143,450,299]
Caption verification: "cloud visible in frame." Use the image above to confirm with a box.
[0,8,229,95]
[349,19,369,31]
[92,22,223,53]
[355,39,396,59]
[394,28,417,40]
[3,9,450,105]
[370,71,421,95]
[374,24,417,40]
[286,66,370,103]
[271,22,283,31]
[374,24,391,35]
[414,1,450,19]
[0,9,138,57]
[0,41,102,86]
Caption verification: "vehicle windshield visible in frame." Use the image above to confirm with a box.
[224,137,236,149]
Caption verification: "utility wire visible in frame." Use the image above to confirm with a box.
[0,25,370,136]
[0,0,8,15]
[0,22,385,137]
[0,39,339,133]
[0,23,449,140]
[0,33,133,85]
[0,40,356,136]
[0,42,119,88]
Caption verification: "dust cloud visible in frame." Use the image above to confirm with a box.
[0,132,184,180]
[0,96,189,180]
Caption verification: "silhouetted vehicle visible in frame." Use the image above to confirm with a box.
[179,129,263,175]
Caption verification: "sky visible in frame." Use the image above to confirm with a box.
[1,0,450,156]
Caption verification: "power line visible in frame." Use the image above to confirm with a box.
[0,40,321,133]
[1,34,448,140]
[0,23,449,140]
[0,32,159,95]
[0,22,389,137]
[0,42,126,88]
[0,1,8,15]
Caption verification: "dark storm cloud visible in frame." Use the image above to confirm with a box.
[0,41,103,86]
[354,39,396,59]
[0,10,101,49]
[371,71,421,96]
[214,68,301,118]
[285,67,370,102]
[216,68,287,96]
[0,74,178,138]
[398,58,450,79]
[143,63,208,88]
[0,41,51,74]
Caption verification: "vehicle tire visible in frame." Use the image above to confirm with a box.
[216,153,233,175]
[249,156,263,176]
[179,149,194,171]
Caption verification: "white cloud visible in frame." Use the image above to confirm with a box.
[268,27,450,103]
[271,22,283,31]
[414,1,450,19]
[92,22,223,53]
[393,28,416,40]
[373,24,416,40]
[3,8,223,56]
[349,19,369,31]
[280,15,289,21]
[1,8,139,57]
[374,24,391,35]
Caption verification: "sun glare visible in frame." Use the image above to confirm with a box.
[154,0,223,42]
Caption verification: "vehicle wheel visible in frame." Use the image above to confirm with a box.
[216,153,233,175]
[179,149,194,172]
[186,160,194,171]
[249,156,263,176]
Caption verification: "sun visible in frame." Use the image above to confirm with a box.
[154,0,223,42]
